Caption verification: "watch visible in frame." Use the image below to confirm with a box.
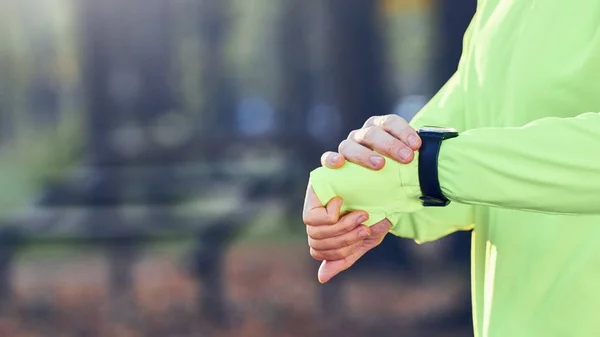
[417,126,459,207]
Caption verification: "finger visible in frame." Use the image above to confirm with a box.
[371,115,421,150]
[302,185,343,226]
[362,115,378,128]
[338,138,385,170]
[351,126,414,164]
[317,247,368,283]
[369,219,393,236]
[310,241,363,261]
[306,211,368,240]
[320,152,346,169]
[309,225,370,250]
[318,220,392,283]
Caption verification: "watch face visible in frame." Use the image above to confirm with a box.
[419,126,458,133]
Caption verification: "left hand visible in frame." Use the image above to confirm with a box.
[321,114,422,170]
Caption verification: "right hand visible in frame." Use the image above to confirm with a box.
[321,114,421,170]
[303,184,393,284]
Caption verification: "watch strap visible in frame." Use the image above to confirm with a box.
[417,130,458,207]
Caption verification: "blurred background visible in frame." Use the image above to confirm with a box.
[0,0,477,336]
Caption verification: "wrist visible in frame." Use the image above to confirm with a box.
[309,155,422,226]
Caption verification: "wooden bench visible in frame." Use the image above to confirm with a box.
[0,134,301,327]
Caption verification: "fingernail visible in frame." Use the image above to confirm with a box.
[369,156,383,168]
[329,154,339,164]
[359,230,369,239]
[399,148,412,160]
[357,216,368,224]
[408,135,419,148]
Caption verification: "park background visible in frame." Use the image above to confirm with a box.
[0,0,477,336]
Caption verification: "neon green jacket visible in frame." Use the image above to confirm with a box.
[310,1,600,336]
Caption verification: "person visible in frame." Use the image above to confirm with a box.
[302,1,600,337]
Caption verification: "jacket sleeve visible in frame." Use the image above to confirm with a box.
[309,72,477,243]
[386,203,474,244]
[384,72,475,243]
[308,71,476,242]
[384,18,480,243]
[438,112,600,215]
[310,23,478,243]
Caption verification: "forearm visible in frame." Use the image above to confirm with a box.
[387,72,476,240]
[439,112,600,214]
[388,203,474,244]
[310,71,474,231]
[309,157,422,226]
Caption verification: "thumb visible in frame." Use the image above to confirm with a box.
[326,197,343,218]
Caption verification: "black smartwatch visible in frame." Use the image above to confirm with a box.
[417,126,459,207]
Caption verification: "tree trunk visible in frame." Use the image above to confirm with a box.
[78,0,177,308]
[324,0,393,132]
[432,0,477,90]
[197,0,236,135]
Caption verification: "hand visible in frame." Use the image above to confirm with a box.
[304,114,422,283]
[303,184,392,283]
[321,114,421,170]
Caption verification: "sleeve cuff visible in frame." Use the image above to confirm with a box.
[400,151,422,200]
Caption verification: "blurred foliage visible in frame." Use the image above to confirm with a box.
[0,0,83,218]
[0,0,443,230]
[0,1,476,336]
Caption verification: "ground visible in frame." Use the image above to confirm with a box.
[0,243,472,337]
